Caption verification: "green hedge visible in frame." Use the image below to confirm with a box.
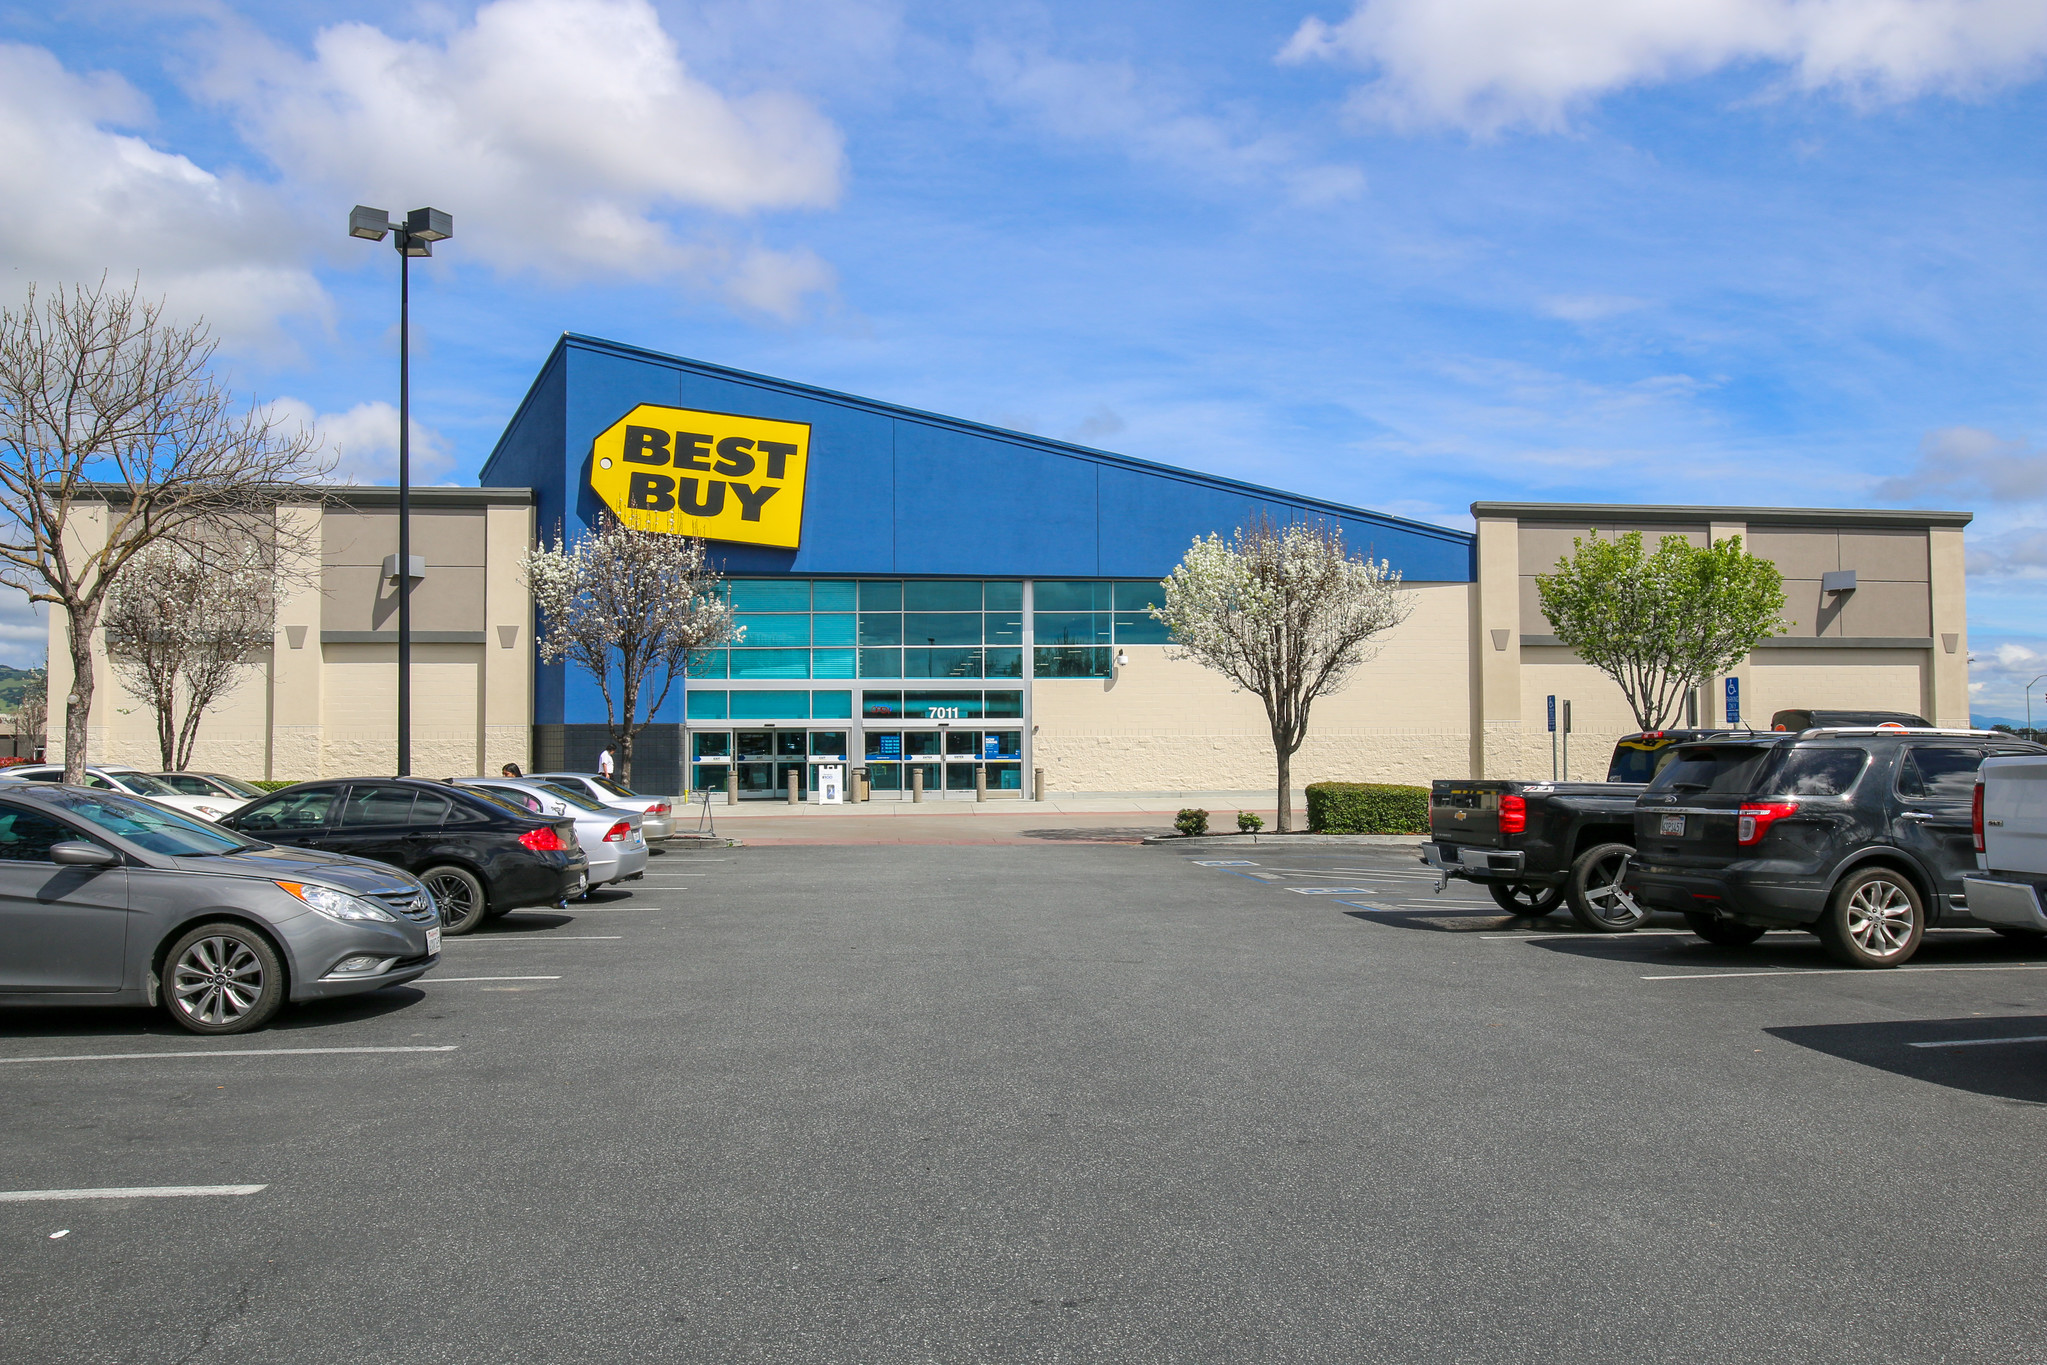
[249,780,297,792]
[1306,782,1429,834]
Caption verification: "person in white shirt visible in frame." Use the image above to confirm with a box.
[597,748,614,778]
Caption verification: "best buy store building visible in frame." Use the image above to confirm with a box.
[469,334,1972,801]
[52,333,1971,793]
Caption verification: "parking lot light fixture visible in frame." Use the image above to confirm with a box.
[348,204,453,777]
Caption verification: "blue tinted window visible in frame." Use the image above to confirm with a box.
[811,648,856,678]
[1034,581,1100,611]
[984,647,1024,678]
[729,580,810,611]
[1035,646,1111,678]
[687,650,727,679]
[985,691,1023,718]
[904,580,981,611]
[1114,580,1165,611]
[858,580,901,610]
[904,613,981,646]
[905,691,983,719]
[812,614,856,646]
[984,613,1022,645]
[1113,612,1172,644]
[858,648,902,678]
[734,614,808,647]
[906,647,983,678]
[730,648,809,678]
[858,614,904,645]
[984,581,1023,611]
[811,690,853,719]
[1034,612,1109,645]
[812,581,857,611]
[686,690,729,720]
[862,691,903,718]
[729,690,810,720]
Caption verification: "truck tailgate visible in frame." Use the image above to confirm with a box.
[1431,781,1510,848]
[1981,754,2047,875]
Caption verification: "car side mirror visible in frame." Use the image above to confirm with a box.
[50,841,117,868]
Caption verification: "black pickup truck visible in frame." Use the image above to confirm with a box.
[1422,730,1732,932]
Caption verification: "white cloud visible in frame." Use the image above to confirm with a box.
[1965,637,2047,718]
[0,589,46,671]
[972,42,1366,203]
[1279,0,2047,133]
[267,398,458,486]
[206,0,845,317]
[1874,425,2047,505]
[0,43,326,350]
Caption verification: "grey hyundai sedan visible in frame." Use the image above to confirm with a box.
[0,784,441,1035]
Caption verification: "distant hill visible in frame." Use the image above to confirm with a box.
[0,667,43,710]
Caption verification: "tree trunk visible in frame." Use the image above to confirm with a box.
[1274,742,1293,834]
[617,727,634,788]
[158,674,180,771]
[62,599,100,783]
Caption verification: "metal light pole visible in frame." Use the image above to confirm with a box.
[2027,672,2047,739]
[349,205,453,776]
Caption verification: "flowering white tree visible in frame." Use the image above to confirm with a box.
[1154,518,1414,832]
[523,514,741,786]
[103,537,278,770]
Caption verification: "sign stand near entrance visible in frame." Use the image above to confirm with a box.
[817,763,844,805]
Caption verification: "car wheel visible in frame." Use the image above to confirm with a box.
[1818,867,1924,967]
[1684,913,1767,946]
[163,923,286,1035]
[1990,924,2046,943]
[1564,842,1647,932]
[420,865,490,935]
[1488,882,1563,916]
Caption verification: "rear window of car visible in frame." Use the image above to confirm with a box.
[1898,746,1984,799]
[536,781,606,812]
[1645,745,1778,796]
[1764,747,1870,796]
[1608,740,1682,784]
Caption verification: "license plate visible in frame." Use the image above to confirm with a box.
[426,926,442,955]
[1659,814,1687,837]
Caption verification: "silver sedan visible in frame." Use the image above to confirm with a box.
[457,778,649,892]
[0,784,440,1035]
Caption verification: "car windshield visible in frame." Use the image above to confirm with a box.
[464,786,537,816]
[536,781,607,812]
[110,771,180,796]
[205,774,266,798]
[1645,745,1778,796]
[39,788,256,856]
[1607,739,1683,784]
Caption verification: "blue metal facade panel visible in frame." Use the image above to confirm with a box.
[480,334,1476,725]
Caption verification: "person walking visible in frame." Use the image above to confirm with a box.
[598,748,614,779]
[501,762,523,778]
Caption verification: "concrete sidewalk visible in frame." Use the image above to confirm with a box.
[694,792,1292,818]
[666,801,1290,846]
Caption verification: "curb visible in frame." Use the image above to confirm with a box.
[1143,833,1428,848]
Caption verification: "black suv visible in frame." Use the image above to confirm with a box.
[1628,728,2046,966]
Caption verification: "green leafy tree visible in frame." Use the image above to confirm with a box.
[1535,531,1787,730]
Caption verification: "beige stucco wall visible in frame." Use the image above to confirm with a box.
[1031,581,1472,793]
[47,493,533,782]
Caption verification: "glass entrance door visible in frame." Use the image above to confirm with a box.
[862,727,1026,799]
[735,728,811,799]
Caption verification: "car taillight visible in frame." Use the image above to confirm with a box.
[1973,780,1986,853]
[646,803,668,816]
[1736,801,1798,846]
[1499,793,1527,835]
[603,820,631,843]
[518,826,566,852]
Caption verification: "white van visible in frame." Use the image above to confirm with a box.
[1962,754,2047,935]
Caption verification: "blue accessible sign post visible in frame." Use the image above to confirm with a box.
[1725,676,1741,726]
[1547,695,1558,780]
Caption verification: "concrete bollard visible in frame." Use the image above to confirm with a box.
[912,769,924,803]
[787,770,799,805]
[725,768,737,805]
[1033,767,1045,802]
[975,766,987,802]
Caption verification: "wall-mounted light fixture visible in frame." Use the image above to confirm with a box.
[1115,649,1129,668]
[1821,569,1858,595]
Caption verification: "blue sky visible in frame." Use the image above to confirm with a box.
[3,0,2044,710]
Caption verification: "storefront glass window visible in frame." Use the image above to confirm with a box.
[686,690,729,720]
[729,580,811,611]
[1034,646,1112,678]
[858,647,903,677]
[730,648,809,679]
[688,650,728,679]
[905,647,983,678]
[811,690,853,719]
[812,613,856,646]
[904,580,983,611]
[984,647,1024,678]
[811,648,855,678]
[858,580,902,610]
[734,613,809,647]
[812,580,857,611]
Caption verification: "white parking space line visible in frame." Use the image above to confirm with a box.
[1480,931,1695,940]
[0,1184,267,1203]
[0,1045,458,1065]
[1908,1034,2047,1049]
[429,976,562,983]
[452,936,623,942]
[1286,887,1376,895]
[1644,964,2047,981]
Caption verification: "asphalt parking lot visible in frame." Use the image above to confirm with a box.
[5,840,2047,1363]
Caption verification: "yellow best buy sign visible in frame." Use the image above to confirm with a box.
[588,404,810,548]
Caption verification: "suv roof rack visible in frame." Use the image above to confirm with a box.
[1798,726,1997,738]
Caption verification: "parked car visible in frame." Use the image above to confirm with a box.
[1628,727,2047,966]
[1422,728,1735,931]
[528,772,675,840]
[1770,708,1930,732]
[217,778,588,934]
[0,764,247,821]
[0,783,440,1034]
[1960,754,2047,939]
[456,777,648,892]
[151,771,270,802]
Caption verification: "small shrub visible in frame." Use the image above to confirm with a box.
[1237,812,1264,833]
[1175,808,1209,836]
[250,779,297,792]
[1306,782,1429,834]
[0,756,26,769]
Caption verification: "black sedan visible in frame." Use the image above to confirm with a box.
[218,778,589,933]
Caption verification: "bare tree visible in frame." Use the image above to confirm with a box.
[523,513,741,787]
[103,537,278,769]
[1154,518,1414,833]
[0,279,326,781]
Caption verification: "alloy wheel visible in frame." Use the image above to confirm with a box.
[170,936,266,1027]
[424,871,480,926]
[1844,878,1915,959]
[1581,852,1646,929]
